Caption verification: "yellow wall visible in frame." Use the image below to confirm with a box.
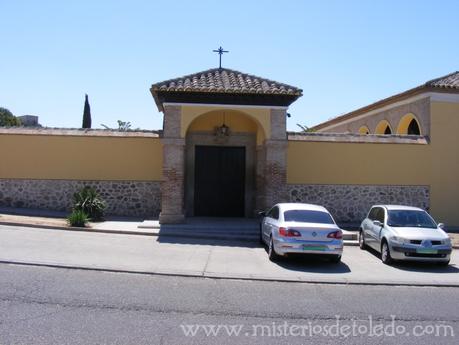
[288,100,459,225]
[429,101,459,224]
[186,109,262,143]
[2,101,458,224]
[181,106,270,145]
[0,134,163,181]
[287,141,430,185]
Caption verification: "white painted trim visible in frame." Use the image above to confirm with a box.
[430,92,459,103]
[162,102,288,110]
[287,132,428,144]
[317,93,431,132]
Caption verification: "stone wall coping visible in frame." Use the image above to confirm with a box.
[0,127,162,138]
[287,132,429,144]
[1,128,430,144]
[287,183,430,187]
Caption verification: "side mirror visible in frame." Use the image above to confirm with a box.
[373,220,383,227]
[258,211,266,217]
[438,223,445,229]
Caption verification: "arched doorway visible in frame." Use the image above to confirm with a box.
[184,110,262,217]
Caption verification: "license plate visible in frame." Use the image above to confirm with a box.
[303,245,326,251]
[417,248,438,254]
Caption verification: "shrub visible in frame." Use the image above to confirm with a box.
[73,186,106,221]
[67,210,89,227]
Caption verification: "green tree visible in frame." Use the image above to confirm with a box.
[297,123,315,133]
[101,120,132,131]
[82,94,92,128]
[0,107,21,126]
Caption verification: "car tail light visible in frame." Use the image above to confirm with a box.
[327,230,343,239]
[279,227,301,237]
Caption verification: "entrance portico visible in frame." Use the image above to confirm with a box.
[150,68,302,223]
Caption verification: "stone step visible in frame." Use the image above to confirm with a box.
[342,230,358,240]
[344,240,359,246]
[157,231,359,245]
[139,220,358,240]
[138,220,259,231]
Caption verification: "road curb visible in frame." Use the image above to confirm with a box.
[0,221,159,237]
[1,259,458,288]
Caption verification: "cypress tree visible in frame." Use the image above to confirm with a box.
[82,94,92,128]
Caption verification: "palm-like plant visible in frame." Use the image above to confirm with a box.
[73,186,106,221]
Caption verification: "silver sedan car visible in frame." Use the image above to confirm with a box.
[260,203,343,263]
[359,205,452,265]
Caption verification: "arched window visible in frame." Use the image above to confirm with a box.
[407,119,420,135]
[375,120,393,135]
[358,126,370,135]
[397,113,421,135]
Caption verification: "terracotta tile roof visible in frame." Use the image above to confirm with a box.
[425,71,459,89]
[312,71,459,131]
[151,68,302,96]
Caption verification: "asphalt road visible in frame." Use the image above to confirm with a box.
[0,264,457,345]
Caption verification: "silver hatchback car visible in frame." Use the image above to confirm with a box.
[359,205,452,265]
[260,203,343,263]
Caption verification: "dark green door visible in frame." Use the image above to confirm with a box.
[194,146,245,217]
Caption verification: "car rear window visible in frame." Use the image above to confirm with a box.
[284,210,335,224]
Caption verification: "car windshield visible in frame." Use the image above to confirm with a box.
[284,210,335,224]
[387,210,437,228]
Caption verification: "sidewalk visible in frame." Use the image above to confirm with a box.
[1,224,458,287]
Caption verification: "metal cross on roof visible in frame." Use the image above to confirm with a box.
[213,46,229,69]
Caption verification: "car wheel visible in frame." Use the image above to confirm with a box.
[268,236,280,261]
[359,230,367,250]
[381,241,393,265]
[329,255,341,263]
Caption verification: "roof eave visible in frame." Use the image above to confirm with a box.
[150,87,164,112]
[151,88,302,112]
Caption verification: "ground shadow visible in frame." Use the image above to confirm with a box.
[0,206,68,218]
[156,217,262,248]
[271,253,351,274]
[364,246,459,273]
[156,234,261,248]
[103,216,144,222]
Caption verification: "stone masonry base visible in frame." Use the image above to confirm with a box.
[288,184,430,224]
[0,179,161,217]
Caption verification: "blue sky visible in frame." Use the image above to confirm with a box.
[1,0,458,131]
